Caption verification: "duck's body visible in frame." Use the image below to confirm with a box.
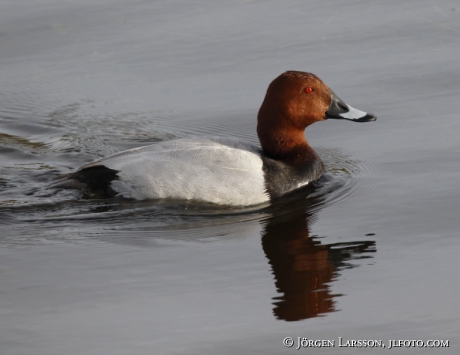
[56,71,375,206]
[62,137,324,205]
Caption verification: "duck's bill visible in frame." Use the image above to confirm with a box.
[325,91,376,122]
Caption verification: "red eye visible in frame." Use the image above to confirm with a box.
[305,87,313,94]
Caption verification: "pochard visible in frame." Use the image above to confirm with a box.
[56,71,376,205]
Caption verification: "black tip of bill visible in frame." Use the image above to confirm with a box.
[349,113,377,122]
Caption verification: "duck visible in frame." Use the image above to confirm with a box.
[55,71,376,206]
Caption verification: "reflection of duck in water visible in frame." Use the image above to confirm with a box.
[261,204,375,322]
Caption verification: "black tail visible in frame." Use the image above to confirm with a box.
[52,165,119,198]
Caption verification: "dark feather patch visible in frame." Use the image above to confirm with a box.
[261,154,325,200]
[54,165,119,198]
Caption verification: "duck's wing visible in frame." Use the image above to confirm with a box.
[58,138,270,205]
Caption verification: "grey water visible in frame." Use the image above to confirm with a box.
[1,1,460,354]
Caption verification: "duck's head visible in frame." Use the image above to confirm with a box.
[258,71,376,130]
[257,71,376,161]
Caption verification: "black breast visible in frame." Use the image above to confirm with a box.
[261,155,325,200]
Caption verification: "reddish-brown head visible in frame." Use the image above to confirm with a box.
[258,71,331,133]
[257,71,376,163]
[257,71,331,162]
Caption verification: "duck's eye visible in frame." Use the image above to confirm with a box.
[305,87,313,94]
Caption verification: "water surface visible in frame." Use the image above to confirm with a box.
[1,1,460,354]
